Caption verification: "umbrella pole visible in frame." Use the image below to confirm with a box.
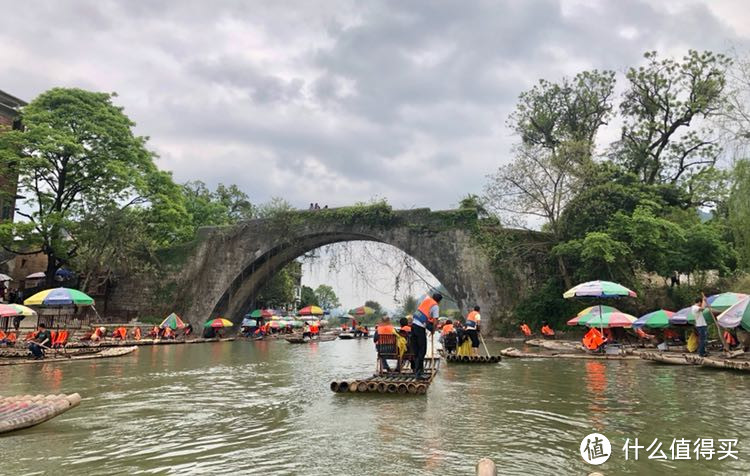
[705,297,728,352]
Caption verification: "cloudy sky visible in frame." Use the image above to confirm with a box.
[2,0,749,308]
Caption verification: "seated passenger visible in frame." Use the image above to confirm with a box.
[541,321,556,339]
[28,323,52,360]
[148,326,159,338]
[374,316,396,372]
[441,320,457,354]
[163,327,175,339]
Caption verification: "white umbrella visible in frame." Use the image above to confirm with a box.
[26,272,46,279]
[0,274,11,282]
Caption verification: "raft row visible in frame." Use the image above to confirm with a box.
[0,346,137,366]
[0,393,82,434]
[65,337,236,348]
[640,351,750,371]
[444,355,501,363]
[330,374,432,394]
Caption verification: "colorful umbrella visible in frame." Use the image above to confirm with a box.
[632,309,676,329]
[717,297,750,331]
[24,287,94,306]
[241,318,258,327]
[204,318,233,328]
[563,280,637,299]
[0,303,37,318]
[582,310,637,328]
[249,309,275,318]
[566,305,619,326]
[299,305,324,316]
[268,321,281,329]
[290,320,304,328]
[0,273,12,282]
[353,306,375,316]
[706,292,748,312]
[160,313,186,329]
[25,272,46,280]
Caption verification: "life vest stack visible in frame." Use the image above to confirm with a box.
[329,357,441,395]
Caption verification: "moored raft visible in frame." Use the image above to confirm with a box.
[66,336,235,348]
[0,346,137,366]
[500,347,641,360]
[444,354,501,363]
[0,393,82,434]
[639,351,703,366]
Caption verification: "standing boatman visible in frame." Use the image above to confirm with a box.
[412,292,442,379]
[465,306,482,356]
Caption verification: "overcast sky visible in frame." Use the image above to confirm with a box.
[2,0,749,309]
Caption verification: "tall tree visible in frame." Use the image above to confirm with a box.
[729,159,750,269]
[485,70,615,286]
[314,284,340,310]
[299,285,319,307]
[615,50,730,188]
[0,88,163,286]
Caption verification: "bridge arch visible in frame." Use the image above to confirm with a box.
[173,207,506,333]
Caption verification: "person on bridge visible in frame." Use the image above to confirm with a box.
[412,292,442,379]
[465,306,481,356]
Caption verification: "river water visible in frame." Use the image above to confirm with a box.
[3,339,750,475]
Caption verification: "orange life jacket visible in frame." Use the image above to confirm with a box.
[724,331,737,346]
[441,324,455,335]
[520,324,531,336]
[635,327,653,339]
[400,325,411,333]
[377,324,395,335]
[541,325,555,336]
[0,330,6,340]
[583,327,606,350]
[467,311,480,329]
[7,332,17,343]
[415,297,438,325]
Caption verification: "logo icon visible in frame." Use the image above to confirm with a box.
[580,433,611,465]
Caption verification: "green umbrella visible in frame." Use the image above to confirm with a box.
[707,292,748,312]
[632,309,675,329]
[290,320,304,328]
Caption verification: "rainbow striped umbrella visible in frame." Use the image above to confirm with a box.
[717,297,750,331]
[268,321,281,329]
[24,287,94,306]
[632,309,676,329]
[204,318,233,328]
[707,292,748,312]
[566,305,618,326]
[299,306,324,316]
[563,281,637,299]
[249,309,275,318]
[0,303,37,318]
[582,310,637,328]
[353,306,375,316]
[160,313,186,330]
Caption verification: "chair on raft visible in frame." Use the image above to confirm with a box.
[52,330,69,348]
[376,333,400,375]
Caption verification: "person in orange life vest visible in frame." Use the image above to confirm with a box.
[374,316,396,371]
[540,321,555,339]
[724,330,738,348]
[412,292,442,378]
[520,322,532,337]
[441,320,457,354]
[465,306,482,356]
[133,327,142,340]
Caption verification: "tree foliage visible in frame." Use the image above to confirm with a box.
[729,159,750,269]
[314,284,340,310]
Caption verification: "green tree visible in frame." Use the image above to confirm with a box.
[314,284,340,310]
[0,88,165,286]
[299,285,318,307]
[729,159,750,269]
[398,295,418,316]
[615,50,730,187]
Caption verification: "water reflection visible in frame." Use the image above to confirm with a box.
[3,340,750,475]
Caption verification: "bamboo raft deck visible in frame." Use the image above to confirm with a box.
[640,351,750,371]
[500,347,642,360]
[285,335,337,344]
[330,357,440,394]
[0,346,137,366]
[0,393,82,434]
[444,354,502,363]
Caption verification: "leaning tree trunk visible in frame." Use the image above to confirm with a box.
[557,255,572,289]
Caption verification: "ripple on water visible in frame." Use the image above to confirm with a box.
[3,340,750,475]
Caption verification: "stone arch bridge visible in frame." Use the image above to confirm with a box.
[119,206,549,333]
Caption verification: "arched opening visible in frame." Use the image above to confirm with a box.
[209,233,461,322]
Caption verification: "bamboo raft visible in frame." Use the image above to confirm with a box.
[66,337,235,348]
[0,346,137,366]
[500,347,642,360]
[640,351,750,371]
[0,393,82,434]
[285,335,337,344]
[444,354,501,363]
[330,357,440,394]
